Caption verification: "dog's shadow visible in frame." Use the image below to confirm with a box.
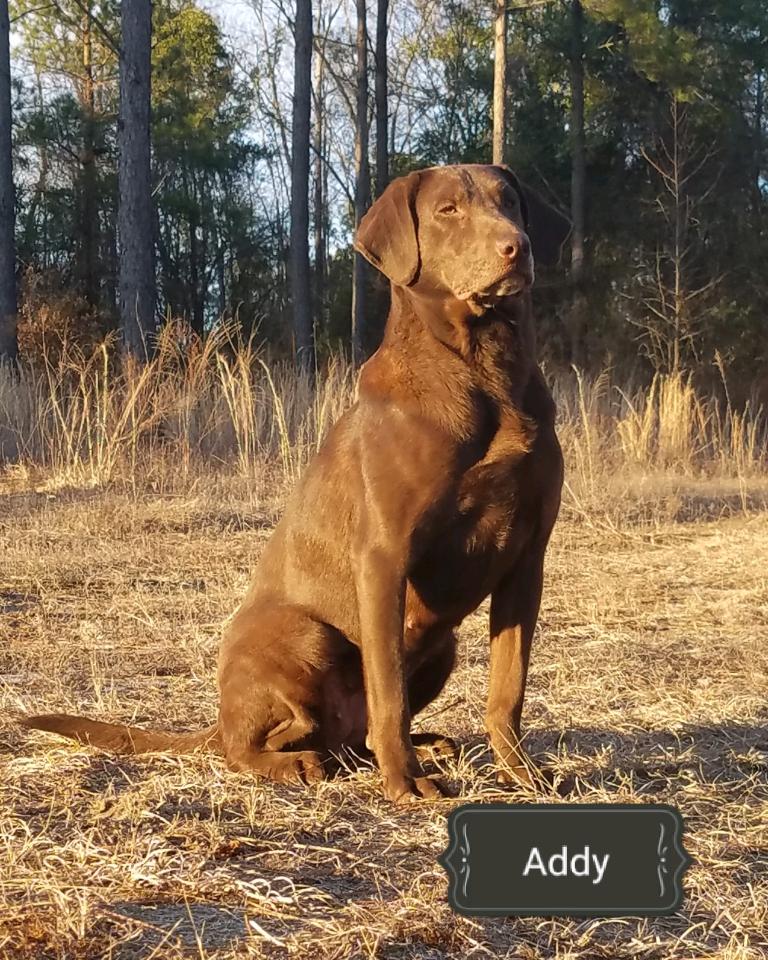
[27,713,767,809]
[382,714,766,798]
[513,717,768,793]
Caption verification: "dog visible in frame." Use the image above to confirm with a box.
[21,164,571,804]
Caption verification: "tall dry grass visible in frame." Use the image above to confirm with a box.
[553,363,767,521]
[0,322,355,489]
[0,322,765,516]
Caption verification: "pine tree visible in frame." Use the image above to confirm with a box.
[118,0,155,358]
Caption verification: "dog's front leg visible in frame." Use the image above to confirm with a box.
[486,555,545,787]
[354,545,445,803]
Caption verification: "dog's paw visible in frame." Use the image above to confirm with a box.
[254,750,327,785]
[495,757,551,791]
[496,765,532,787]
[385,774,452,804]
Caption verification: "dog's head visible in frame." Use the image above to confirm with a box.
[354,164,571,315]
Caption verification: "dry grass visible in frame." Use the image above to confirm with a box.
[0,324,355,490]
[1,329,767,957]
[0,322,765,509]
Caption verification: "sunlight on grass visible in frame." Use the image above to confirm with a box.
[0,322,765,525]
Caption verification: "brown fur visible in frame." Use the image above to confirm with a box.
[21,164,571,803]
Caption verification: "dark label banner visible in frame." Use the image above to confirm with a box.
[439,803,692,917]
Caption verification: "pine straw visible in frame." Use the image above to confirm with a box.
[1,479,767,959]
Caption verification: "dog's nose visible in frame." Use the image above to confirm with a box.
[496,235,530,262]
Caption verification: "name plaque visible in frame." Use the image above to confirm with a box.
[439,803,692,916]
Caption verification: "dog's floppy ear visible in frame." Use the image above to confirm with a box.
[494,165,572,267]
[354,171,421,286]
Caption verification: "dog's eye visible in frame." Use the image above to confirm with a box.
[438,204,458,216]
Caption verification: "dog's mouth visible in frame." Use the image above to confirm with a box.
[460,269,533,315]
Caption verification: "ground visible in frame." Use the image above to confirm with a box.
[1,480,766,958]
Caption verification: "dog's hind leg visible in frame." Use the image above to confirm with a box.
[216,603,338,784]
[226,747,327,783]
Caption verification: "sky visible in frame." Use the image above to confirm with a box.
[201,0,260,48]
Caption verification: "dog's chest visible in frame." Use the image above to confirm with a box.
[407,408,541,626]
[456,409,535,551]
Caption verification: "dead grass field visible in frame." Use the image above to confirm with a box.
[0,337,767,958]
[1,474,767,959]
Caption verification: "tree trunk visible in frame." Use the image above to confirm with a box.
[754,68,763,215]
[374,0,389,195]
[312,29,326,336]
[290,0,314,370]
[24,74,41,263]
[670,98,685,375]
[216,220,226,319]
[568,0,587,368]
[105,206,117,319]
[80,5,98,308]
[0,0,16,363]
[189,214,203,336]
[492,0,508,165]
[118,0,155,360]
[352,0,371,362]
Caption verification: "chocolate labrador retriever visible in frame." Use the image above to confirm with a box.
[22,164,570,803]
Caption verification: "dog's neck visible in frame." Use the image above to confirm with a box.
[387,284,535,382]
[359,284,538,442]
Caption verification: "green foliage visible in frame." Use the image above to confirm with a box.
[414,0,494,163]
[153,4,245,148]
[8,0,768,388]
[151,2,272,335]
[404,0,768,389]
[12,0,275,337]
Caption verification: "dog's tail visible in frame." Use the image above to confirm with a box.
[18,713,220,756]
